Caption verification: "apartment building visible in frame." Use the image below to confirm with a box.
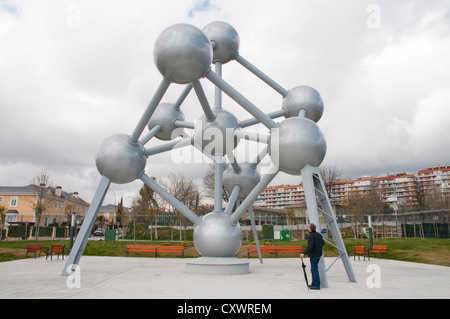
[255,184,305,209]
[0,184,89,227]
[378,173,417,210]
[417,166,450,195]
[255,166,449,211]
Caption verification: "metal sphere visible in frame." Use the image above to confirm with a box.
[193,212,242,257]
[154,23,213,84]
[147,103,185,141]
[282,86,324,122]
[270,118,326,175]
[95,134,146,184]
[223,163,260,199]
[194,109,239,156]
[203,21,240,64]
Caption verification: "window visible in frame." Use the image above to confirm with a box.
[6,211,18,224]
[54,202,58,211]
[10,197,18,207]
[0,196,3,202]
[6,214,17,223]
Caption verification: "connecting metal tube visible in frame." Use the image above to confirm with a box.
[140,124,161,146]
[205,69,277,130]
[144,136,194,157]
[234,130,269,144]
[229,167,278,225]
[225,184,240,215]
[140,173,200,225]
[174,83,193,109]
[214,62,223,109]
[193,79,216,121]
[235,54,288,97]
[130,77,171,144]
[174,120,195,129]
[238,109,286,128]
[214,154,224,212]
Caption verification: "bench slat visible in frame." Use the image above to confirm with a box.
[369,245,388,259]
[352,246,369,261]
[25,244,48,259]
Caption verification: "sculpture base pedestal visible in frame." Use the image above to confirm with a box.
[185,257,250,275]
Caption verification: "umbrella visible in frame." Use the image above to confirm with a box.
[301,257,310,289]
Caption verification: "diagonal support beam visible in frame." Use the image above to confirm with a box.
[62,176,111,275]
[301,164,357,287]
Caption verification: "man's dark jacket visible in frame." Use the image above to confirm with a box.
[303,230,325,257]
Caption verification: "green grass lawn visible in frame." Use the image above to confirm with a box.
[0,237,449,266]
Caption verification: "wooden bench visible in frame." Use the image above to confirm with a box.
[46,244,65,260]
[353,246,370,261]
[126,245,184,258]
[369,245,388,259]
[247,246,303,258]
[25,244,48,259]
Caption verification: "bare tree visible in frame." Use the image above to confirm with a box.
[319,165,343,199]
[0,205,6,241]
[163,172,200,212]
[130,182,159,241]
[29,170,53,240]
[425,184,450,211]
[341,190,365,239]
[366,178,385,216]
[162,172,201,239]
[411,180,427,211]
[202,163,230,202]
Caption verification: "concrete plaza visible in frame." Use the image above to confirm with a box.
[0,256,448,299]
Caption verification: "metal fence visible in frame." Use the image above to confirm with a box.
[119,209,450,240]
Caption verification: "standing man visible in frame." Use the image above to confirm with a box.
[300,223,325,290]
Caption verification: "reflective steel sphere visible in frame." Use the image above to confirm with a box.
[270,118,326,175]
[95,134,146,184]
[282,86,324,122]
[193,212,242,257]
[203,21,240,64]
[223,162,261,199]
[154,23,213,84]
[147,103,185,141]
[194,109,239,156]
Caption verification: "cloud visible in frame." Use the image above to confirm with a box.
[409,88,450,157]
[1,0,450,206]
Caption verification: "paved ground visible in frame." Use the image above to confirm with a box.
[0,256,449,299]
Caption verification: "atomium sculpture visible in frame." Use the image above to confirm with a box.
[63,21,356,284]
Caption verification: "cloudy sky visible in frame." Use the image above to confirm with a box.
[1,0,450,207]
